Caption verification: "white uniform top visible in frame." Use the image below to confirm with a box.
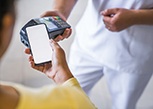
[72,0,153,74]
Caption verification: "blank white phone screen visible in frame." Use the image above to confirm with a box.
[26,24,52,64]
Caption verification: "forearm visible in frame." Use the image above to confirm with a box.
[53,0,77,19]
[132,9,153,25]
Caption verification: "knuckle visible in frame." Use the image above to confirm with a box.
[104,9,108,13]
[44,11,50,15]
[110,19,116,25]
[48,75,54,79]
[111,19,118,27]
[112,27,120,32]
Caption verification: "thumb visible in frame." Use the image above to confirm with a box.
[101,8,119,16]
[103,16,111,23]
[50,39,60,52]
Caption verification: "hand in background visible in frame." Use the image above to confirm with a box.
[41,10,72,41]
[25,39,73,84]
[101,8,136,32]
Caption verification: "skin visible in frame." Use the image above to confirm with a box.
[0,12,19,109]
[101,8,153,32]
[0,85,19,109]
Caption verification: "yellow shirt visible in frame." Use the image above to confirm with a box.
[3,78,97,109]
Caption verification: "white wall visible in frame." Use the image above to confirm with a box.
[0,0,153,109]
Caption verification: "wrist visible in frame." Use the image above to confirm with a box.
[52,0,77,20]
[130,9,153,25]
[131,9,143,25]
[126,9,139,26]
[55,70,74,84]
[52,65,74,84]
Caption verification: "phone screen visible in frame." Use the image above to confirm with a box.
[26,24,52,65]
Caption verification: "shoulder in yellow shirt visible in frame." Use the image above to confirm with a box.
[2,78,97,109]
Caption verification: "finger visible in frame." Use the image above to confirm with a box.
[54,38,60,42]
[103,16,111,24]
[42,63,52,73]
[105,25,116,32]
[54,35,64,41]
[67,28,72,38]
[30,61,44,72]
[101,8,118,16]
[62,28,71,39]
[50,39,61,51]
[103,20,110,27]
[30,61,35,68]
[25,48,31,54]
[103,22,113,31]
[29,56,34,62]
[105,25,110,30]
[30,61,39,70]
[54,28,71,41]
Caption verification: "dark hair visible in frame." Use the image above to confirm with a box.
[0,0,15,29]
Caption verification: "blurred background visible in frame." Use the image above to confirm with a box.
[0,0,153,109]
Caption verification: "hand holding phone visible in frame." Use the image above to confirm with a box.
[25,40,74,84]
[26,24,52,65]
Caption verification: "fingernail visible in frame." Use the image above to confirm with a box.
[66,29,70,35]
[50,39,54,43]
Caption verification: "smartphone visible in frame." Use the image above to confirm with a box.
[26,24,52,65]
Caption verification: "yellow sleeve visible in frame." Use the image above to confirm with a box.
[1,78,97,109]
[62,77,81,87]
